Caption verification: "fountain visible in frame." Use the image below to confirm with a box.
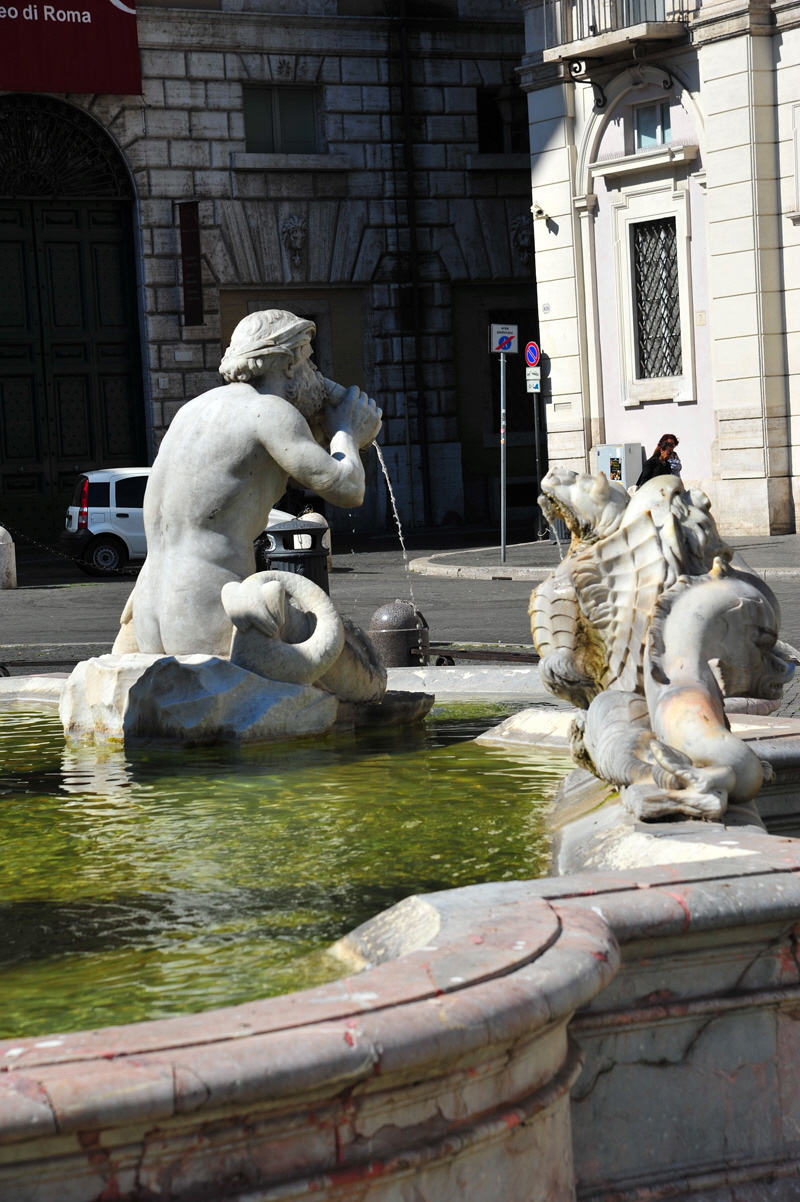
[59,310,430,746]
[5,334,800,1200]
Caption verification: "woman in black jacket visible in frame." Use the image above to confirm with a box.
[636,434,680,487]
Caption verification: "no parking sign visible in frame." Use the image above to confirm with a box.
[525,341,540,367]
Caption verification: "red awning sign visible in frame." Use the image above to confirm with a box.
[0,0,142,95]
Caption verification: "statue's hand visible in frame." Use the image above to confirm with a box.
[326,386,382,450]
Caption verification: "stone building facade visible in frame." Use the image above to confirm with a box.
[0,0,537,542]
[520,0,800,535]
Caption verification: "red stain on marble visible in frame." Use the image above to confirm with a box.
[664,890,692,931]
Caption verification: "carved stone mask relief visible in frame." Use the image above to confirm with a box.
[511,213,534,265]
[281,215,308,267]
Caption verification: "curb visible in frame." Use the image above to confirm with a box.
[410,549,800,583]
[410,555,554,582]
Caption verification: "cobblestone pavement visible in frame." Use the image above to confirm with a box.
[422,533,800,571]
[779,673,800,717]
[0,538,535,656]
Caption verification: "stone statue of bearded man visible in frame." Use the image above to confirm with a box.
[115,309,381,658]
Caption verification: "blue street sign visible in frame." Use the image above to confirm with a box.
[525,341,540,367]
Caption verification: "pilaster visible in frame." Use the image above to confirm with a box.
[701,29,790,532]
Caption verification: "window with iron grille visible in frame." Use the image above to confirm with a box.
[632,217,682,378]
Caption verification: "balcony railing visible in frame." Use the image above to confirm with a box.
[543,0,692,51]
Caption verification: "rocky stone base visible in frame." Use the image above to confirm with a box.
[58,656,436,746]
[550,769,769,875]
[60,653,338,746]
[336,689,435,730]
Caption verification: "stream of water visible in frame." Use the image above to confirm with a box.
[374,442,416,607]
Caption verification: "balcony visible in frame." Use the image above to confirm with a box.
[542,0,692,61]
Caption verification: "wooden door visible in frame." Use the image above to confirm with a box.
[0,199,145,541]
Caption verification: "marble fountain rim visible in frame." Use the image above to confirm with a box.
[2,832,800,1145]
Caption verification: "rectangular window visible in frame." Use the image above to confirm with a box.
[632,217,682,378]
[242,87,318,155]
[634,101,671,151]
[477,86,528,155]
[71,476,110,507]
[114,475,148,508]
[88,481,109,507]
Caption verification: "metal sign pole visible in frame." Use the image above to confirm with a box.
[500,350,507,564]
[489,322,518,565]
[524,341,542,539]
[532,387,542,539]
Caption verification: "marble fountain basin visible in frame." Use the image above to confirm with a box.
[4,691,800,1200]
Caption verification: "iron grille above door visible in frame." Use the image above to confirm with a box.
[632,217,682,379]
[0,94,132,200]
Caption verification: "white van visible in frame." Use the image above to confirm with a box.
[60,468,151,575]
[59,468,301,576]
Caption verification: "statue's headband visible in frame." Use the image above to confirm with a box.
[222,311,316,365]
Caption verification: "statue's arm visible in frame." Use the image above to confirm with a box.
[264,395,380,508]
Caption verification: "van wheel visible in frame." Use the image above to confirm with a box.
[81,537,128,576]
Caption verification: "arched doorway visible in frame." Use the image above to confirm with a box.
[0,93,146,541]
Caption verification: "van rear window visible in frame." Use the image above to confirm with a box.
[114,476,148,508]
[71,477,111,506]
[88,483,110,507]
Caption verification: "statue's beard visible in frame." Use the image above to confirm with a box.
[285,368,327,420]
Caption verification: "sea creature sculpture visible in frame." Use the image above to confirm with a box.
[531,468,793,821]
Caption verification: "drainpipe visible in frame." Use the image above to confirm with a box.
[393,10,433,528]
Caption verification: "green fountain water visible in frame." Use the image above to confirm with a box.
[0,703,567,1039]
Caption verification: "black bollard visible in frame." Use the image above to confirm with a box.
[367,600,430,668]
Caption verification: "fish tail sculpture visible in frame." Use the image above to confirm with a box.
[222,571,386,703]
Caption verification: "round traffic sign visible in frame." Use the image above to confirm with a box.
[525,341,540,367]
[497,334,514,351]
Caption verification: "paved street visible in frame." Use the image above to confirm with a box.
[2,530,800,715]
[0,536,536,662]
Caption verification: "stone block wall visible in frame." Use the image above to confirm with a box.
[63,7,532,529]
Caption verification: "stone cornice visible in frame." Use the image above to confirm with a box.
[589,142,699,178]
[136,6,525,55]
[771,0,800,32]
[688,0,775,42]
[518,56,566,91]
